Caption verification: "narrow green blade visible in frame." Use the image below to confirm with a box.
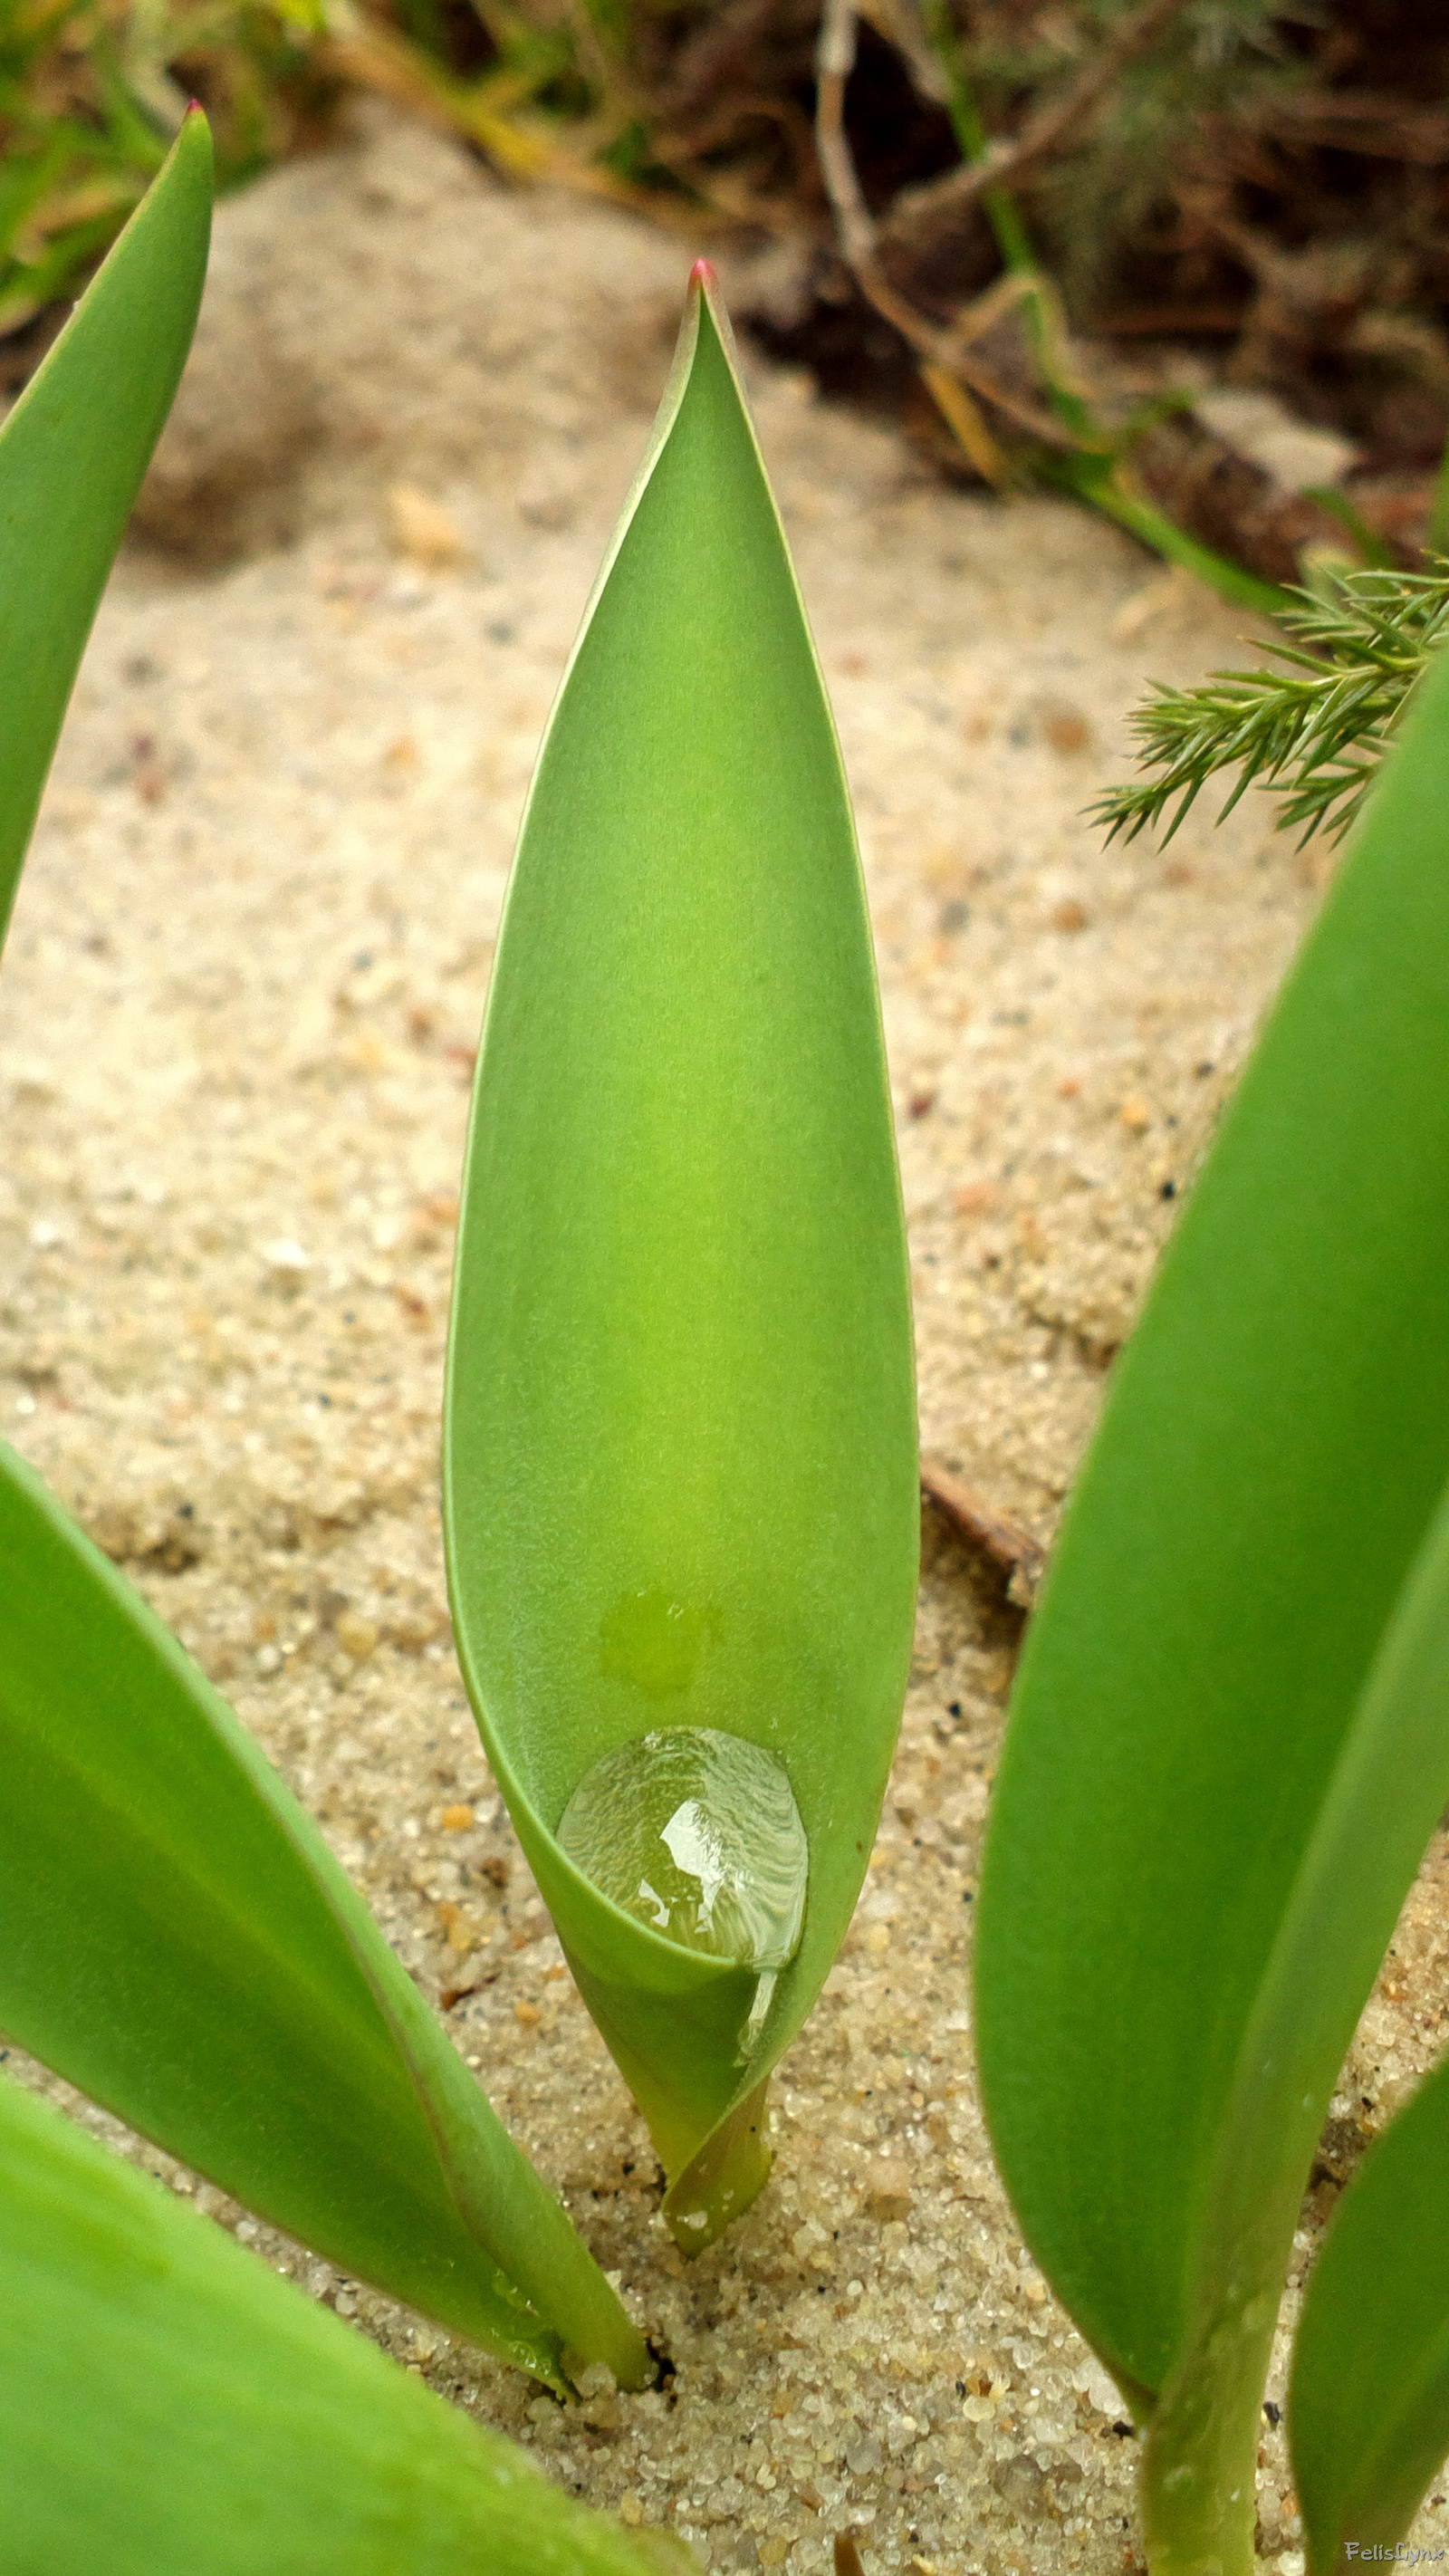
[1137,1466,1449,2567]
[974,637,1449,2552]
[1291,2041,1449,2571]
[0,2071,694,2576]
[0,105,211,954]
[0,1443,648,2389]
[444,270,918,2244]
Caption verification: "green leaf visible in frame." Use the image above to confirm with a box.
[1292,2026,1449,2571]
[0,104,210,955]
[0,1441,649,2391]
[444,269,918,2248]
[0,99,644,2398]
[974,635,1449,2575]
[0,2070,695,2576]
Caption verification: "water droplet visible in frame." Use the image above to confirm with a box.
[557,1726,807,2051]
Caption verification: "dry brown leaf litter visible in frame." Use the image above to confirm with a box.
[5,98,1449,2576]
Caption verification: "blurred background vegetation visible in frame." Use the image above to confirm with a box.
[3,0,1446,596]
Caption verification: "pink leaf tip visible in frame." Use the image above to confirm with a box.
[689,259,717,290]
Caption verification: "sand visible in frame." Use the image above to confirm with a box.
[5,97,1447,2576]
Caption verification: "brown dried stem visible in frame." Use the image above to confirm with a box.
[920,1455,1046,1605]
[813,0,1082,455]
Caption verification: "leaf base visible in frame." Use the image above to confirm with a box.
[660,2080,772,2255]
[1140,2394,1262,2576]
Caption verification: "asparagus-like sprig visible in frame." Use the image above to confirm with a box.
[1094,561,1449,849]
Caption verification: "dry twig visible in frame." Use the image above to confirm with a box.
[813,0,1081,455]
[920,1455,1046,1606]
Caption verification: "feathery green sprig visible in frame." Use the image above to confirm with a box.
[1094,562,1449,850]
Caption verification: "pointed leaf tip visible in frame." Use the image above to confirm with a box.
[0,89,213,960]
[689,259,716,289]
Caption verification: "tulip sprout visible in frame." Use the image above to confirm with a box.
[444,264,919,2250]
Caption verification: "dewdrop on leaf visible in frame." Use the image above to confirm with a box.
[557,1727,807,2052]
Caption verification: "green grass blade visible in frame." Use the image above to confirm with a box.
[0,2071,694,2576]
[974,636,1449,2567]
[444,268,919,2247]
[1291,2039,1449,2571]
[0,105,210,954]
[1140,1466,1449,2569]
[0,1442,649,2389]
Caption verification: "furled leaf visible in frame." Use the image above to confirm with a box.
[0,2070,694,2576]
[444,267,918,2248]
[1292,2002,1449,2568]
[974,636,1449,2572]
[0,1443,649,2390]
[0,103,210,953]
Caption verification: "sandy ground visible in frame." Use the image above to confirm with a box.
[5,100,1449,2576]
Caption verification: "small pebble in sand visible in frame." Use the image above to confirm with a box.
[387,483,464,570]
[863,2158,913,2223]
[1041,701,1092,755]
[261,1235,309,1275]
